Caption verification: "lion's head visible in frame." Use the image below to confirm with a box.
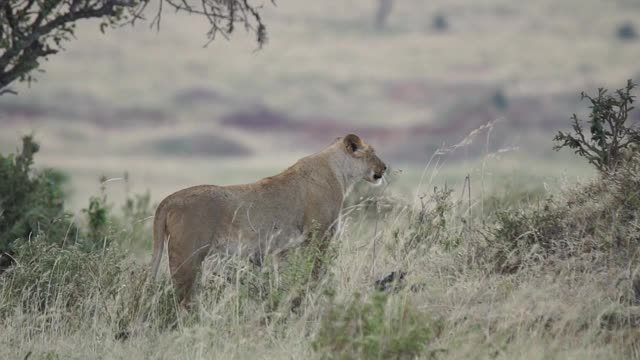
[340,134,387,185]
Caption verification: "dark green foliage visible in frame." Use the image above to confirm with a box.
[0,135,157,275]
[554,79,639,173]
[617,22,638,41]
[312,292,437,359]
[0,135,75,258]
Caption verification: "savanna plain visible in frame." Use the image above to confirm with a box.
[1,0,640,359]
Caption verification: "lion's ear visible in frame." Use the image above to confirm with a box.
[343,134,363,154]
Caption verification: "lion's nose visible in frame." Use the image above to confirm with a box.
[373,173,382,180]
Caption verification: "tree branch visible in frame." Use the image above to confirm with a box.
[0,87,17,95]
[0,0,271,95]
[0,0,125,77]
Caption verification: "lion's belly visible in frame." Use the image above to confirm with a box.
[208,198,305,259]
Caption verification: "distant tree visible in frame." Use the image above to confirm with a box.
[0,0,270,95]
[373,0,393,31]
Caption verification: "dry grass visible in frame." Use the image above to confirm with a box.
[1,163,638,359]
[2,144,638,359]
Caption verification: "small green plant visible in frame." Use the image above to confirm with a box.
[554,79,638,173]
[79,174,115,252]
[0,135,75,270]
[80,173,154,252]
[39,352,60,360]
[312,291,437,359]
[82,196,109,246]
[117,190,154,250]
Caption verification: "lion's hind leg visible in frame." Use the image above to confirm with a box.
[168,241,210,308]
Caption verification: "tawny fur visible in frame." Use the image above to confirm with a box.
[150,134,387,305]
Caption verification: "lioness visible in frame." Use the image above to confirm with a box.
[150,134,387,305]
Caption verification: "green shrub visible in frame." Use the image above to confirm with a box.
[312,292,438,359]
[0,135,75,269]
[80,174,154,253]
[554,79,639,173]
[0,136,150,266]
[477,80,640,273]
[481,154,640,273]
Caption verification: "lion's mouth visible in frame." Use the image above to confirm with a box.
[367,171,385,185]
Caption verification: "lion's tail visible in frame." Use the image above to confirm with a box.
[150,201,169,281]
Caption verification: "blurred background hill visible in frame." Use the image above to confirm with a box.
[1,0,639,208]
